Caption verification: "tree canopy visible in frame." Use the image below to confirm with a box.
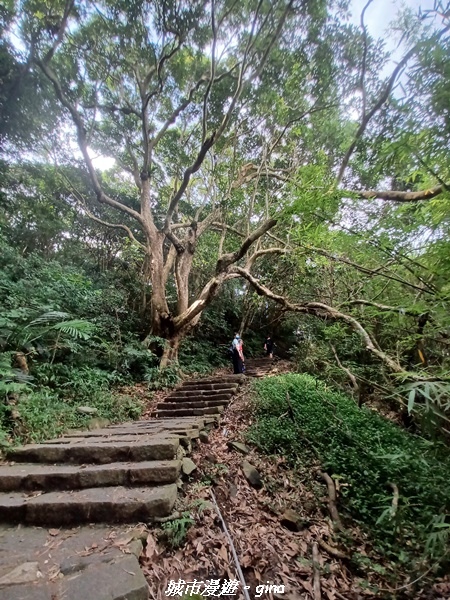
[1,0,450,402]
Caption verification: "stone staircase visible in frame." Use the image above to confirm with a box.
[244,357,277,377]
[0,371,255,598]
[0,417,208,526]
[155,374,245,418]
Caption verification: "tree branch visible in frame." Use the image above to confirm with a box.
[302,243,435,294]
[37,60,144,226]
[359,0,374,119]
[344,299,427,318]
[337,44,418,184]
[349,184,446,202]
[245,247,289,270]
[216,219,278,273]
[330,344,360,396]
[42,0,75,64]
[68,192,145,249]
[232,267,406,374]
[149,77,208,154]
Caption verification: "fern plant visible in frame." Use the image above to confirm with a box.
[162,512,195,549]
[24,311,96,362]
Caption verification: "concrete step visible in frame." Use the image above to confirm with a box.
[0,460,180,492]
[7,436,179,465]
[0,483,177,525]
[157,399,230,410]
[156,406,223,418]
[165,392,233,403]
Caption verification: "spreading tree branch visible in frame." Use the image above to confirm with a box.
[233,267,406,374]
[37,61,144,226]
[216,219,278,273]
[348,185,447,202]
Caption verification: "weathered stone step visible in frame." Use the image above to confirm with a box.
[165,392,233,403]
[181,375,245,386]
[169,388,236,398]
[157,406,223,418]
[0,483,177,525]
[8,436,179,465]
[157,399,230,410]
[0,460,180,492]
[178,383,238,393]
[61,425,201,439]
[157,396,231,408]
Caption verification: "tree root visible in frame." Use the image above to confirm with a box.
[318,539,348,560]
[319,471,344,531]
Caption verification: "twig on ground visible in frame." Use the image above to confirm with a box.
[389,482,399,518]
[210,489,251,600]
[319,471,344,531]
[312,542,322,600]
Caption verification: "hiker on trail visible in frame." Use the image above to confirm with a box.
[264,335,274,359]
[231,333,245,374]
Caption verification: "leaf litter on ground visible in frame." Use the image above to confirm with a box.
[139,364,447,600]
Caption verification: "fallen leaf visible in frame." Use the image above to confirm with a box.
[218,545,228,562]
[146,533,158,559]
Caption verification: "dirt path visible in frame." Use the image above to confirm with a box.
[141,361,357,600]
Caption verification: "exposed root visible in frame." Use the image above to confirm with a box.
[319,471,344,531]
[318,539,348,560]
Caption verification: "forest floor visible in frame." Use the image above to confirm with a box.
[139,364,450,600]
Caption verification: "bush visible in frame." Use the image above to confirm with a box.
[247,374,450,564]
[0,363,143,444]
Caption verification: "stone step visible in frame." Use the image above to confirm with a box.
[165,392,233,403]
[156,406,223,418]
[171,387,237,398]
[7,436,179,465]
[0,484,177,525]
[178,382,239,392]
[181,375,245,385]
[61,425,201,439]
[108,417,205,430]
[0,460,180,492]
[157,399,230,410]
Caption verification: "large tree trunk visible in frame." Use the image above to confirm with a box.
[160,333,182,368]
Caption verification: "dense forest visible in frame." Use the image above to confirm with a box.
[0,0,449,591]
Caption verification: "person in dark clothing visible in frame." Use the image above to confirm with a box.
[231,333,245,374]
[264,335,274,358]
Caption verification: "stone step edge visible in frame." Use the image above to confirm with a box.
[0,459,181,493]
[7,437,179,465]
[0,484,177,525]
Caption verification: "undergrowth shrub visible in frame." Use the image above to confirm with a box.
[247,374,450,566]
[179,338,228,375]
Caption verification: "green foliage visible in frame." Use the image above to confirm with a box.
[247,374,450,567]
[179,337,228,375]
[146,365,181,391]
[162,512,195,549]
